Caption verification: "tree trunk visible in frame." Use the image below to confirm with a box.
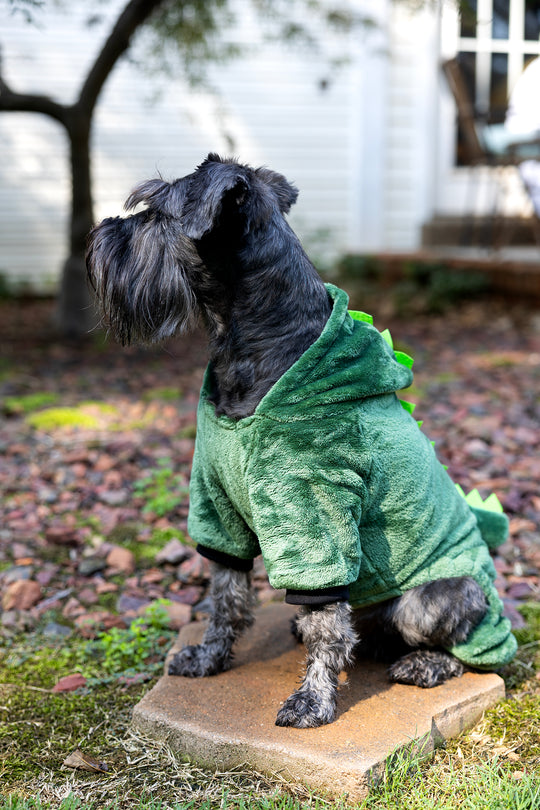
[0,0,167,337]
[57,0,167,338]
[57,107,96,337]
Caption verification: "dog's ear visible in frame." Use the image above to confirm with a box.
[181,157,252,239]
[182,155,298,239]
[124,178,187,217]
[254,167,299,213]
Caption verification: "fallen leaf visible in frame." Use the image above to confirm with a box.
[63,749,109,773]
[52,673,87,692]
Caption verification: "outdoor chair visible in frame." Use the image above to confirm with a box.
[442,57,540,248]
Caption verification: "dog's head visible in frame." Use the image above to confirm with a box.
[181,153,299,241]
[86,176,202,345]
[86,154,300,344]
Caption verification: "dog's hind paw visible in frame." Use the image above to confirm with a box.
[168,644,229,678]
[388,650,464,688]
[275,688,336,728]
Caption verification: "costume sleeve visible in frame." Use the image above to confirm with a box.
[245,416,367,599]
[187,438,260,570]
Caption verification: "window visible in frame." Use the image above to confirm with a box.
[456,0,540,162]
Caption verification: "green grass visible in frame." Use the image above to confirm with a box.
[133,457,189,517]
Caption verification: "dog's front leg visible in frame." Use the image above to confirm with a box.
[275,602,357,728]
[168,561,254,677]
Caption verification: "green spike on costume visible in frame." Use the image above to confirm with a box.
[189,284,517,671]
[455,486,507,550]
[349,310,374,325]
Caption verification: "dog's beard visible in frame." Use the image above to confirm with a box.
[86,211,200,345]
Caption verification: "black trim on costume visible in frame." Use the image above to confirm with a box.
[196,543,254,572]
[285,585,350,605]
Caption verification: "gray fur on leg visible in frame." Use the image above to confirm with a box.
[388,650,464,687]
[383,576,487,648]
[168,562,254,677]
[382,577,486,688]
[275,602,357,728]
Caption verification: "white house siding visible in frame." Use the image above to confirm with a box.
[381,2,441,250]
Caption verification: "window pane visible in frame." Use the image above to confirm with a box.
[490,52,509,122]
[493,0,510,39]
[524,0,540,40]
[456,53,477,165]
[460,0,477,37]
[457,52,477,107]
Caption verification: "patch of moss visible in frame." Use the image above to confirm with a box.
[33,543,71,566]
[516,602,540,642]
[106,524,164,568]
[106,524,140,546]
[178,424,197,439]
[26,402,122,432]
[141,387,183,402]
[0,667,141,787]
[3,392,60,416]
[125,538,166,567]
[26,407,100,431]
[149,526,190,547]
[501,603,540,690]
[0,603,181,791]
[0,357,14,384]
[133,459,189,518]
[482,693,540,764]
[95,591,118,613]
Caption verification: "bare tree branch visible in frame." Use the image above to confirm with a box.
[0,72,68,126]
[77,0,167,115]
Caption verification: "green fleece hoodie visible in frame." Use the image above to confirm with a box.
[188,284,517,670]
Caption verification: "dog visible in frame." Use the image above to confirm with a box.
[86,154,515,728]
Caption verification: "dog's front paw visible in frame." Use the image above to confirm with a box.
[275,688,336,728]
[168,644,229,678]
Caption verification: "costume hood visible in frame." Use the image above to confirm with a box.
[255,284,413,419]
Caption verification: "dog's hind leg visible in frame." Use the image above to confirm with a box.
[388,649,464,687]
[384,576,488,688]
[168,562,254,677]
[275,602,357,728]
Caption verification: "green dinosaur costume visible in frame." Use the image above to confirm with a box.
[188,284,517,670]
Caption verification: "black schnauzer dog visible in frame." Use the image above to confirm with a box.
[87,154,489,729]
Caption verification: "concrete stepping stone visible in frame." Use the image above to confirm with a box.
[132,602,506,801]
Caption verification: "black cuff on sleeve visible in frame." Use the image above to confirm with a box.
[285,585,350,606]
[196,544,254,572]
